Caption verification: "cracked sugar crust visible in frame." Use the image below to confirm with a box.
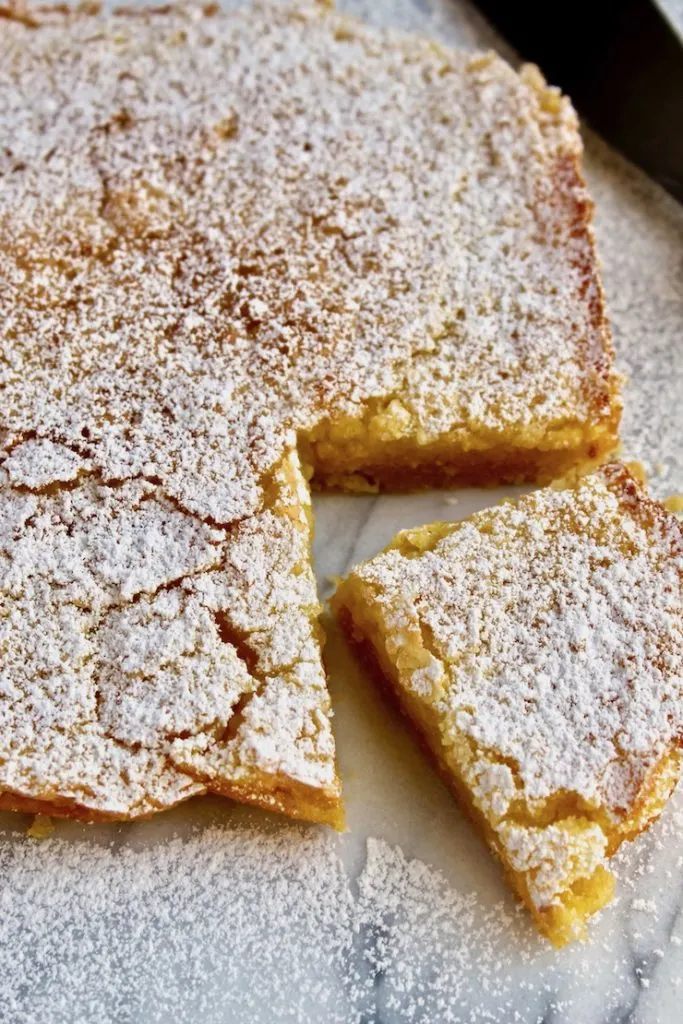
[0,0,619,819]
[337,465,683,823]
[0,447,338,819]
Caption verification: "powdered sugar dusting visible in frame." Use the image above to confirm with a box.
[3,438,90,489]
[350,466,683,822]
[0,0,615,818]
[0,0,614,519]
[0,449,338,816]
[0,0,616,504]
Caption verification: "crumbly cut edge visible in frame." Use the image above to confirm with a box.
[331,465,683,943]
[303,59,621,493]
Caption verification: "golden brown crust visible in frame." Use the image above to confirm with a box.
[549,152,620,423]
[205,771,345,831]
[601,461,683,554]
[0,770,345,829]
[0,791,158,823]
[335,605,487,834]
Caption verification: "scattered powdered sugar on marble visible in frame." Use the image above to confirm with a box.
[0,819,357,1024]
[0,797,681,1024]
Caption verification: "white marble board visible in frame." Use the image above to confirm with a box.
[1,2,682,1022]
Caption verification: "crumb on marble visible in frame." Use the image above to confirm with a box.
[27,815,55,839]
[625,459,648,484]
[664,494,683,515]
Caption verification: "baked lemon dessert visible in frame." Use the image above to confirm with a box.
[1,1,619,823]
[333,465,683,944]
